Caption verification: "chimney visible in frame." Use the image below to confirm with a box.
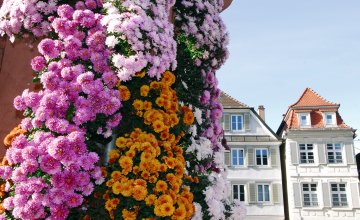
[258,105,265,121]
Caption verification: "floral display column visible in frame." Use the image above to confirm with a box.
[0,0,245,219]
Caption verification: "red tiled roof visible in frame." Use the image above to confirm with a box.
[291,87,339,108]
[281,88,350,130]
[219,91,248,108]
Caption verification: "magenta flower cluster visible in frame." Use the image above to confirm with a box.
[176,0,229,70]
[0,131,101,219]
[0,0,58,42]
[16,3,121,138]
[101,0,177,81]
[2,1,121,219]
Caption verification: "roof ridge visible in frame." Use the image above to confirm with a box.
[220,90,249,107]
[306,87,339,106]
[290,87,339,108]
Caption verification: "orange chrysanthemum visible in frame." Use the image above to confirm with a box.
[152,120,166,133]
[111,171,122,181]
[155,180,168,192]
[140,85,150,97]
[159,203,175,217]
[161,71,175,86]
[172,205,186,220]
[155,97,165,107]
[143,101,152,110]
[132,185,148,201]
[183,111,194,125]
[145,194,157,206]
[3,125,25,148]
[119,85,131,101]
[133,99,144,111]
[119,156,133,174]
[115,137,128,148]
[122,209,137,220]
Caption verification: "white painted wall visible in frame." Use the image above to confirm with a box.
[224,108,285,219]
[284,129,360,220]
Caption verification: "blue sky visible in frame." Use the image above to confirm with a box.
[218,0,360,152]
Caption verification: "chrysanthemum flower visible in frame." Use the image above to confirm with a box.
[119,85,131,101]
[140,85,150,97]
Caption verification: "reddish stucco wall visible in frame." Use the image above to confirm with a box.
[0,38,39,156]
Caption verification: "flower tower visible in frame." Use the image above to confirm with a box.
[0,0,245,219]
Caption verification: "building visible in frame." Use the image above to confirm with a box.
[277,88,360,220]
[219,91,284,220]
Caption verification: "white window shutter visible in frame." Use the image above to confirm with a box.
[293,183,302,208]
[290,143,299,165]
[322,182,331,208]
[318,143,327,164]
[224,151,230,166]
[270,146,279,167]
[350,183,360,208]
[272,183,281,204]
[244,113,250,131]
[224,113,230,131]
[248,183,257,203]
[345,143,355,164]
[247,148,254,166]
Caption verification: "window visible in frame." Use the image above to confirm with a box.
[256,149,268,166]
[231,115,243,131]
[231,148,244,166]
[331,183,347,207]
[324,112,336,125]
[299,144,314,164]
[302,183,318,207]
[299,113,310,127]
[233,184,245,201]
[257,184,270,202]
[327,143,343,163]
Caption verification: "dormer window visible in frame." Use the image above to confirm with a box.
[298,113,310,127]
[231,114,244,131]
[324,112,336,126]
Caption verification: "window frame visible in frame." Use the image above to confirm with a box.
[298,113,311,127]
[255,148,269,166]
[231,114,244,131]
[331,183,348,207]
[257,184,270,203]
[232,184,245,202]
[327,143,343,164]
[231,148,245,167]
[299,143,315,164]
[324,112,336,126]
[302,183,319,207]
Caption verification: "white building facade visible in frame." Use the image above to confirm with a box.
[219,92,284,220]
[277,88,360,220]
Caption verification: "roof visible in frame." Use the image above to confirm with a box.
[277,88,351,133]
[219,91,248,108]
[218,91,280,141]
[291,87,339,108]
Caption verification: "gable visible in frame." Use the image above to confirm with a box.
[222,108,279,141]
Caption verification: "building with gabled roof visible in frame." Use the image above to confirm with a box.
[279,88,349,131]
[277,88,359,220]
[219,91,284,220]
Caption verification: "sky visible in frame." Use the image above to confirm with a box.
[218,0,360,153]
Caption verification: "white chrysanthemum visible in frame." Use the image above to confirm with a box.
[229,200,247,220]
[194,107,202,125]
[105,35,119,48]
[189,125,197,137]
[191,202,203,220]
[186,137,213,161]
